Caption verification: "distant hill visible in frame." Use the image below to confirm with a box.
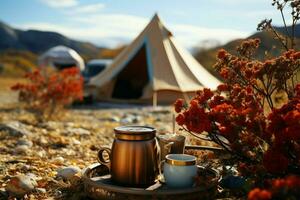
[0,49,37,77]
[194,24,300,79]
[275,24,300,38]
[0,20,103,59]
[1,19,300,79]
[0,20,108,77]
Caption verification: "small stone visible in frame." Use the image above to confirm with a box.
[65,122,75,127]
[54,190,62,197]
[132,116,141,123]
[99,116,120,122]
[89,145,98,151]
[39,121,62,131]
[17,139,33,147]
[40,129,47,134]
[5,174,37,197]
[64,128,90,136]
[35,150,46,157]
[120,117,133,124]
[0,121,32,137]
[21,164,31,171]
[39,137,48,145]
[56,166,81,181]
[25,173,40,181]
[14,145,29,154]
[35,188,46,194]
[52,157,64,165]
[72,138,81,145]
[62,148,76,156]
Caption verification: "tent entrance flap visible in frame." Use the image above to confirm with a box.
[112,44,150,99]
[54,62,77,70]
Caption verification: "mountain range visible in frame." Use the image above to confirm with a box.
[0,20,300,77]
[195,25,300,79]
[0,20,102,59]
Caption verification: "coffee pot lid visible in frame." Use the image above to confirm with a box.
[114,126,156,141]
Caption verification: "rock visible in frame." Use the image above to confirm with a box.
[39,121,64,131]
[61,148,76,156]
[63,128,90,136]
[38,136,48,145]
[25,173,40,181]
[133,116,141,123]
[65,122,75,127]
[21,164,31,171]
[40,129,47,134]
[35,150,46,158]
[120,114,141,124]
[54,190,62,197]
[0,121,32,137]
[5,174,37,197]
[99,116,120,122]
[72,138,81,145]
[14,145,29,154]
[17,139,33,147]
[120,117,133,124]
[52,156,64,165]
[56,166,81,181]
[35,188,46,194]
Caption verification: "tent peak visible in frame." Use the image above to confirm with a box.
[151,13,161,22]
[149,13,172,36]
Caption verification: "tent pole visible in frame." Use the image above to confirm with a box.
[183,92,190,103]
[153,91,158,108]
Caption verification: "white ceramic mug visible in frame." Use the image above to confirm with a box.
[163,154,198,188]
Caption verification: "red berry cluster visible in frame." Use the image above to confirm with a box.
[248,175,300,200]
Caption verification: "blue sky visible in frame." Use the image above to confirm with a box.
[0,0,287,49]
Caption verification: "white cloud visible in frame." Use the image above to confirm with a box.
[40,0,78,8]
[72,14,148,37]
[15,14,250,49]
[65,3,105,14]
[171,24,248,48]
[14,14,147,47]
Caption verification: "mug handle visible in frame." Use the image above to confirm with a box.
[164,142,174,151]
[97,147,111,169]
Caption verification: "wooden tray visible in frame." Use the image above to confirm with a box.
[83,163,219,200]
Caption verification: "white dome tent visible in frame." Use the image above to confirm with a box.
[38,45,85,71]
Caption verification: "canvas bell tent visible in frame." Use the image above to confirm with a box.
[38,46,85,71]
[88,14,220,104]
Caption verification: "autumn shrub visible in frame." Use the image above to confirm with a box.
[11,67,83,120]
[175,39,300,175]
[175,0,300,198]
[248,175,300,200]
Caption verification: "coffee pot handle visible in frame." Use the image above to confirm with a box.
[97,147,111,169]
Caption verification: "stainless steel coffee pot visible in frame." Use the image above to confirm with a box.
[98,126,160,187]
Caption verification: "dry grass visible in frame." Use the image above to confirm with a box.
[0,77,27,91]
[0,77,26,107]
